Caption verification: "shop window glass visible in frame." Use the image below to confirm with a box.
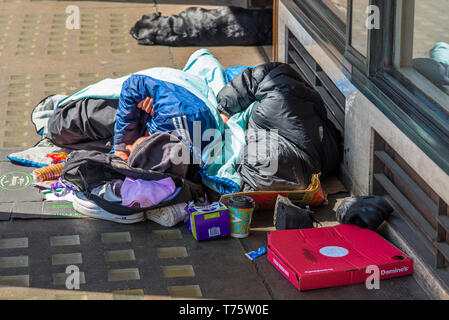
[411,0,449,97]
[322,0,348,24]
[294,0,347,32]
[350,0,370,57]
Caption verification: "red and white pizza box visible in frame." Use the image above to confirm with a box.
[267,224,413,291]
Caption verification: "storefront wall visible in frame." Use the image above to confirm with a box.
[276,0,449,205]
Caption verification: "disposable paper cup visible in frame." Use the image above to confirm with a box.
[228,195,255,238]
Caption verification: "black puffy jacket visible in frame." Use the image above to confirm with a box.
[216,63,342,191]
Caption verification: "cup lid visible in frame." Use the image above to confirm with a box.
[228,195,255,209]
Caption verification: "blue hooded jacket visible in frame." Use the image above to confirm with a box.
[113,74,219,158]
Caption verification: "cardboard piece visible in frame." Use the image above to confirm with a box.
[11,201,85,220]
[219,174,327,211]
[267,225,413,291]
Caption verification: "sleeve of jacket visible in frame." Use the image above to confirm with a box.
[216,62,282,117]
[113,75,152,152]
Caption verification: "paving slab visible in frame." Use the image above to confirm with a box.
[0,216,271,299]
[11,200,84,219]
[0,150,18,162]
[0,162,43,202]
[0,0,271,150]
[0,202,14,221]
[0,0,161,150]
[170,46,269,70]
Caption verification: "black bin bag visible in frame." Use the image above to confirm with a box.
[336,196,393,231]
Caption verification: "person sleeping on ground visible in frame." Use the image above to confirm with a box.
[41,48,239,194]
[113,64,342,192]
[111,74,230,163]
[41,49,342,194]
[47,72,226,162]
[216,62,343,191]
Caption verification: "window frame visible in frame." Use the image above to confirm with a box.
[347,0,449,174]
[345,0,370,75]
[292,0,347,55]
[283,0,449,174]
[388,0,449,116]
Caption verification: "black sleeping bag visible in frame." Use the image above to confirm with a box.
[216,62,342,191]
[47,98,146,153]
[47,98,119,152]
[130,6,272,46]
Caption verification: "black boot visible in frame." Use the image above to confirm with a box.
[336,196,393,230]
[273,195,317,230]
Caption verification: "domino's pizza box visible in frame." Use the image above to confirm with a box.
[267,224,413,291]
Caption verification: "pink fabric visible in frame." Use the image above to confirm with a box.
[121,177,176,208]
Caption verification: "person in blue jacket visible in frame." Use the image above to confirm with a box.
[113,74,225,162]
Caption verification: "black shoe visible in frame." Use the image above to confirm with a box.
[273,195,316,230]
[336,196,393,230]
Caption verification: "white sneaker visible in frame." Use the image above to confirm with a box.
[91,181,122,202]
[73,191,145,224]
[146,203,187,227]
